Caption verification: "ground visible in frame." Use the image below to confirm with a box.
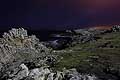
[51,31,120,79]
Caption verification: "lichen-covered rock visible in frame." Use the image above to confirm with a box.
[10,64,29,80]
[0,28,50,64]
[4,63,98,80]
[0,44,16,64]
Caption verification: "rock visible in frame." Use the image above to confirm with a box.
[13,64,29,80]
[72,28,100,44]
[0,28,50,64]
[63,68,98,80]
[1,63,98,80]
[0,63,3,71]
[111,25,120,32]
[0,43,16,64]
[29,68,47,80]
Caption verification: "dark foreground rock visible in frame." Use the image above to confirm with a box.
[0,63,98,80]
[0,28,50,64]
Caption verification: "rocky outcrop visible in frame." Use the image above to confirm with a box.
[72,25,120,44]
[111,25,120,32]
[0,28,50,64]
[72,29,99,44]
[2,63,98,80]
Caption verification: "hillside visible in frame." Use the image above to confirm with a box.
[0,26,120,80]
[51,26,120,80]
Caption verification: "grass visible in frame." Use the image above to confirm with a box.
[52,32,120,73]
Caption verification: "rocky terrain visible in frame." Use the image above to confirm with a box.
[0,25,120,80]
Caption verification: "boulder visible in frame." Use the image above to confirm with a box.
[0,28,50,65]
[1,63,98,80]
[111,25,120,32]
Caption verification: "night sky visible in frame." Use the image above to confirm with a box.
[0,0,120,30]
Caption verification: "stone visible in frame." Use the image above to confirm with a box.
[111,25,120,32]
[0,28,50,64]
[13,64,29,80]
[1,63,98,80]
